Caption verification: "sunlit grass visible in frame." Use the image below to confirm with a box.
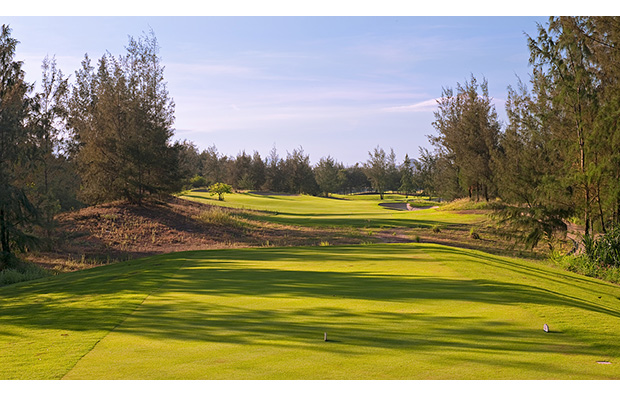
[179,191,481,230]
[2,244,620,379]
[193,206,245,228]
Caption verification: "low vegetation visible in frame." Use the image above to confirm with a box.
[0,259,50,286]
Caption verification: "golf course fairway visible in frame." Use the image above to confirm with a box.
[2,244,620,379]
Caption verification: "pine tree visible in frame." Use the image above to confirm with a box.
[68,31,178,204]
[283,147,317,194]
[364,146,390,199]
[399,154,416,198]
[0,25,37,265]
[314,156,344,197]
[430,75,501,201]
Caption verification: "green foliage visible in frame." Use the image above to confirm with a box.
[189,175,207,189]
[551,250,620,284]
[438,198,503,211]
[201,145,229,186]
[282,147,318,195]
[176,140,203,188]
[0,25,40,264]
[525,17,620,235]
[398,154,416,197]
[208,182,233,201]
[430,75,501,201]
[339,164,370,194]
[583,226,620,268]
[364,146,397,199]
[68,30,178,204]
[314,156,344,197]
[493,205,569,250]
[0,259,50,286]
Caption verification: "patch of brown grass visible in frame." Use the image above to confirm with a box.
[27,196,365,272]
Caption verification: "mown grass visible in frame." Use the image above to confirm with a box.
[180,191,481,230]
[2,244,619,379]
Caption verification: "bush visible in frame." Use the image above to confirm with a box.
[550,248,620,285]
[190,175,207,189]
[469,227,480,240]
[0,261,51,286]
[583,227,620,268]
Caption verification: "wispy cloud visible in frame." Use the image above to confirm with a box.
[382,98,439,113]
[382,96,506,113]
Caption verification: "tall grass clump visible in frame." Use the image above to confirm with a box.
[439,198,505,211]
[583,227,620,268]
[0,260,51,286]
[550,227,620,284]
[194,206,243,228]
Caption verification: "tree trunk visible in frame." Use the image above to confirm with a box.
[0,208,10,257]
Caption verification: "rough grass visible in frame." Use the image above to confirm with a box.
[2,244,620,379]
[20,196,367,274]
[193,206,245,228]
[437,197,505,211]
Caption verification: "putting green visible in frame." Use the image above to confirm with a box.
[3,244,618,379]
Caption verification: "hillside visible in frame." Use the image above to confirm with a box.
[22,193,561,274]
[26,196,365,272]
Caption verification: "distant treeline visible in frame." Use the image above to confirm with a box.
[176,143,432,199]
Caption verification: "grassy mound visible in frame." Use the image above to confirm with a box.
[2,244,619,379]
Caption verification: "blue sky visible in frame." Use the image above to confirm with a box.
[4,15,550,165]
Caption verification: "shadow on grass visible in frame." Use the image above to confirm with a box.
[3,244,620,342]
[114,301,590,364]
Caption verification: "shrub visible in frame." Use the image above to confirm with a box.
[432,225,441,233]
[469,227,480,240]
[0,261,51,286]
[583,227,620,268]
[190,175,207,189]
[550,247,620,285]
